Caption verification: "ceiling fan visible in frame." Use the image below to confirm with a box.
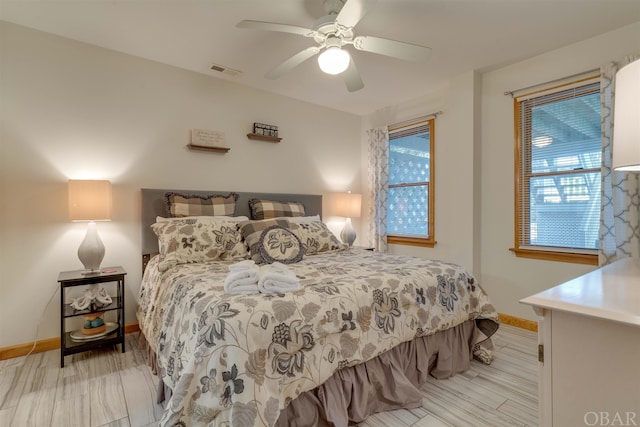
[236,0,432,92]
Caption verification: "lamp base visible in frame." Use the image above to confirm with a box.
[78,221,105,273]
[340,217,356,247]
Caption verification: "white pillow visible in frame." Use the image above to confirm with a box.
[276,214,320,224]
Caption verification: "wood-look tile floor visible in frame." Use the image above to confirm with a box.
[0,324,537,427]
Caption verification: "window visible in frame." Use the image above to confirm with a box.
[387,118,435,247]
[513,77,601,265]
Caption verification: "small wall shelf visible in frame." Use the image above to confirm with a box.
[247,133,282,143]
[187,144,230,153]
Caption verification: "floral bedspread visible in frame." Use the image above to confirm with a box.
[137,249,499,427]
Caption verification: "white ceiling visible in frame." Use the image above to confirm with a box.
[2,0,639,116]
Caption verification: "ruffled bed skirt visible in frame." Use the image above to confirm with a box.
[138,319,477,426]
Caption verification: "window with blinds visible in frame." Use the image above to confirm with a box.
[387,118,435,246]
[513,78,601,264]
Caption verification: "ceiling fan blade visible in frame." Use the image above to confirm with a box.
[353,35,431,62]
[265,46,321,80]
[336,0,378,29]
[342,58,364,92]
[236,20,317,38]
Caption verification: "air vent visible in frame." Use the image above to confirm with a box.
[210,63,242,77]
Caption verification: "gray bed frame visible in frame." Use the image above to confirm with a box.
[140,188,323,270]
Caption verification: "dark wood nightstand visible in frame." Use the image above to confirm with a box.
[58,266,126,367]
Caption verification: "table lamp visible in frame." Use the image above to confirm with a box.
[334,191,362,247]
[612,59,640,171]
[68,180,112,274]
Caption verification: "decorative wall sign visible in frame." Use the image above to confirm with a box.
[188,128,230,153]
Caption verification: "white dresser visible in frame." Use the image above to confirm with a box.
[521,257,640,427]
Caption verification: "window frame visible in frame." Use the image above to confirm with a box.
[387,118,436,248]
[511,77,600,265]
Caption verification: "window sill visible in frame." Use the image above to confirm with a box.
[509,247,598,265]
[388,235,436,248]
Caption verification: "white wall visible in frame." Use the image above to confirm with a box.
[480,21,640,321]
[0,22,362,348]
[362,71,481,272]
[364,22,640,322]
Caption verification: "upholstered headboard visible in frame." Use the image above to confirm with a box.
[140,188,323,264]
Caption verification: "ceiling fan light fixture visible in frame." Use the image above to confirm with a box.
[318,47,350,75]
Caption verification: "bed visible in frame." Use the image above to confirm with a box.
[136,188,499,427]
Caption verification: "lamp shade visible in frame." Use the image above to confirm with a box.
[317,47,350,75]
[612,59,640,171]
[68,180,112,221]
[334,192,362,218]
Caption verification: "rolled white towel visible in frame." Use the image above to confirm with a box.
[258,262,300,294]
[224,262,260,294]
[228,259,257,272]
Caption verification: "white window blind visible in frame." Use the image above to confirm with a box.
[387,119,434,239]
[515,80,601,252]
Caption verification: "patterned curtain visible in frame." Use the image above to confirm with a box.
[367,127,389,252]
[599,55,640,265]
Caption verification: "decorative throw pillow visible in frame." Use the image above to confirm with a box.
[165,192,238,217]
[239,219,292,263]
[257,225,304,264]
[152,218,248,272]
[288,221,348,255]
[156,215,249,223]
[275,214,320,223]
[248,199,305,220]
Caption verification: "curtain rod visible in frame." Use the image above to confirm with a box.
[389,111,443,129]
[503,68,600,97]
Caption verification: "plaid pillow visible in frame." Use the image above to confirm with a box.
[239,219,292,263]
[249,199,305,220]
[165,192,238,217]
